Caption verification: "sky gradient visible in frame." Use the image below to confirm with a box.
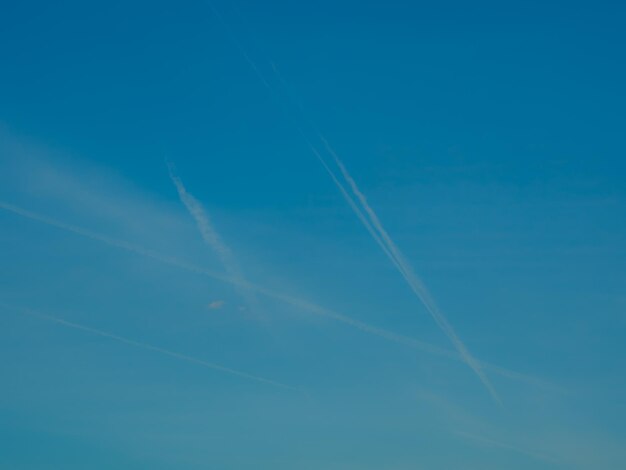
[1,1,626,468]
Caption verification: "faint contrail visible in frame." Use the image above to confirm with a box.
[0,200,233,283]
[0,201,544,388]
[7,305,299,391]
[203,0,272,90]
[167,164,257,312]
[318,139,501,404]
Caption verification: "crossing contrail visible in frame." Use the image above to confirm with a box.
[191,3,501,402]
[317,139,501,404]
[0,200,544,389]
[7,305,299,391]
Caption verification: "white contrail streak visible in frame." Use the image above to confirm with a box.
[318,139,501,404]
[307,143,413,286]
[7,305,299,391]
[168,165,234,269]
[188,2,501,402]
[167,164,259,315]
[0,201,544,389]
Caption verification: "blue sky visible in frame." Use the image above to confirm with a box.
[1,0,626,468]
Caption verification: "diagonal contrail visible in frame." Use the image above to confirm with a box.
[6,304,299,391]
[167,163,258,313]
[307,142,414,283]
[318,139,501,404]
[0,201,546,389]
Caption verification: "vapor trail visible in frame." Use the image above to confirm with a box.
[318,140,501,404]
[8,305,298,391]
[307,142,412,284]
[188,1,501,401]
[168,164,239,275]
[0,201,543,388]
[203,0,272,90]
[167,164,257,312]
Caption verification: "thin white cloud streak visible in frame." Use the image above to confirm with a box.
[167,165,259,315]
[307,143,408,280]
[0,201,545,388]
[168,165,241,282]
[318,139,501,404]
[8,305,299,392]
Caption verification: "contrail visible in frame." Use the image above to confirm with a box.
[306,142,411,283]
[190,3,501,402]
[167,163,257,313]
[318,139,501,404]
[6,304,299,391]
[203,0,272,90]
[168,163,239,275]
[0,201,545,389]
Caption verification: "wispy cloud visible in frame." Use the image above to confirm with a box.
[208,300,226,310]
[0,201,544,389]
[6,304,299,392]
[316,138,501,404]
[167,164,259,315]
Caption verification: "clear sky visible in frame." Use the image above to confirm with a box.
[1,1,625,468]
